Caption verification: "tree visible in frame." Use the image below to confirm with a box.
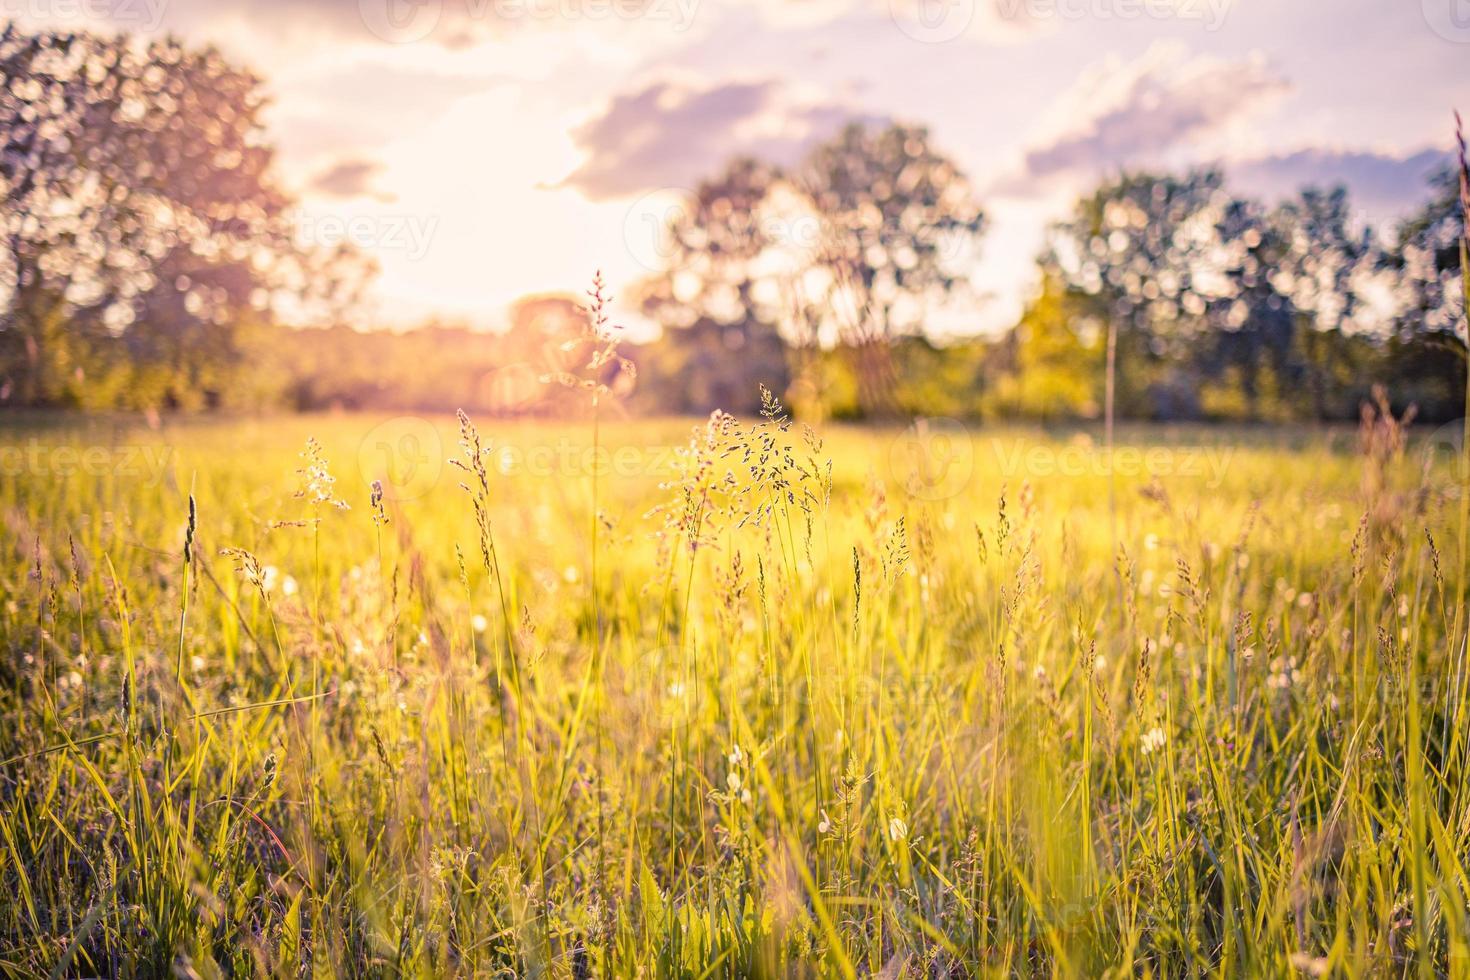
[0,26,371,409]
[798,123,985,415]
[1265,187,1379,417]
[1390,168,1467,343]
[999,270,1105,421]
[1045,171,1390,420]
[635,123,986,418]
[633,158,792,414]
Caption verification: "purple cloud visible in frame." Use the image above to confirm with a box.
[311,158,394,200]
[1022,47,1290,181]
[559,77,881,199]
[1228,147,1448,226]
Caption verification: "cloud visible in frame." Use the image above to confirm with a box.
[1011,43,1289,188]
[310,158,395,200]
[1228,147,1448,225]
[147,0,703,48]
[558,76,880,199]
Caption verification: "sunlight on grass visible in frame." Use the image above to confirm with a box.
[1,406,1467,976]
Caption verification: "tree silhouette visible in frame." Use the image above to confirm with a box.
[0,26,371,409]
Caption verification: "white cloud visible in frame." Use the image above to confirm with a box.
[1004,43,1289,192]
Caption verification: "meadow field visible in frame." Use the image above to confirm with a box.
[1,405,1468,976]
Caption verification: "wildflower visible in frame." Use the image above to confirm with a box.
[471,614,489,634]
[888,816,909,842]
[281,575,299,598]
[726,771,742,793]
[369,479,389,526]
[296,437,349,510]
[1267,656,1301,690]
[818,809,833,834]
[1140,726,1167,756]
[261,565,280,593]
[728,744,744,767]
[190,655,205,673]
[1093,654,1108,672]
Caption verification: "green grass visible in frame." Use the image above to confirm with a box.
[1,407,1467,977]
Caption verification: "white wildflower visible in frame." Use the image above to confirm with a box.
[1140,726,1167,756]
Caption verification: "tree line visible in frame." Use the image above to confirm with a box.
[0,26,1464,422]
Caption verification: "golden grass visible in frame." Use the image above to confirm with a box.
[0,407,1467,976]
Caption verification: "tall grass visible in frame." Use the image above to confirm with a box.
[0,405,1467,977]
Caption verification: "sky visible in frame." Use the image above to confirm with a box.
[17,0,1470,338]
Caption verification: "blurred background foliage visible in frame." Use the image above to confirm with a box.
[0,26,1464,422]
